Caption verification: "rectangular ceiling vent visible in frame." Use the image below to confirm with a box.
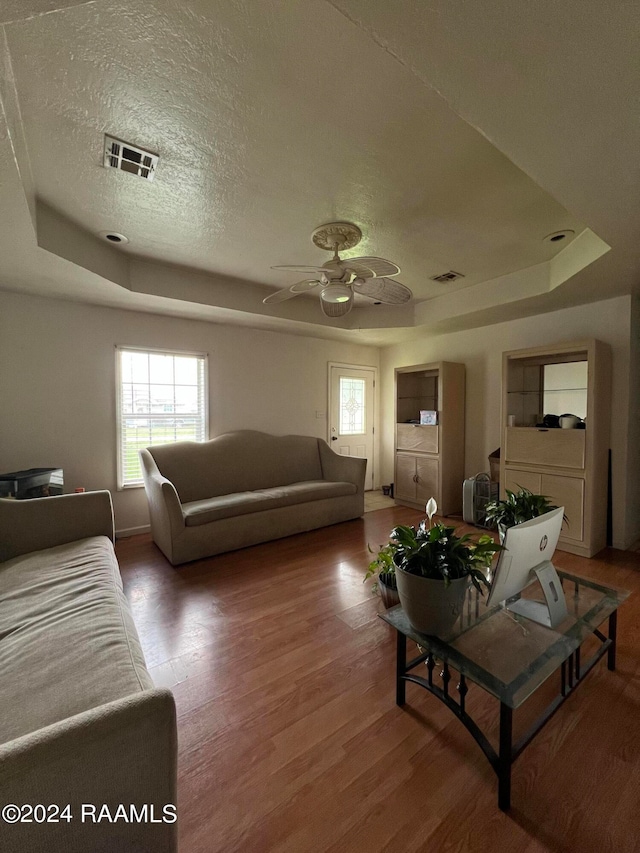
[103,135,158,181]
[430,270,465,283]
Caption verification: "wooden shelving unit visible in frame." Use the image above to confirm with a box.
[394,361,465,516]
[500,339,611,557]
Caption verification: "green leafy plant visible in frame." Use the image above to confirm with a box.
[367,519,502,595]
[484,487,564,530]
[364,542,398,594]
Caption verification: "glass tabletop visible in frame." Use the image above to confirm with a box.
[380,571,629,709]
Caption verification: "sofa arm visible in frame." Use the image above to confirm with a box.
[0,688,177,853]
[0,491,114,563]
[139,450,185,562]
[318,440,367,492]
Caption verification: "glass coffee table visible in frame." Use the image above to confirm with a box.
[380,571,629,810]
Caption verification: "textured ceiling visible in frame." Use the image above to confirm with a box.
[0,0,637,342]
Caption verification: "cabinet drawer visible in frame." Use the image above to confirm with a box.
[504,427,585,470]
[396,424,439,453]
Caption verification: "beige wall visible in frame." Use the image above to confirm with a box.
[380,296,635,549]
[0,292,379,534]
[1,289,635,549]
[625,295,640,547]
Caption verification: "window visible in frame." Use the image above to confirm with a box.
[117,347,208,488]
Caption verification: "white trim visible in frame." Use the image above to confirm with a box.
[327,361,378,490]
[115,524,151,538]
[115,343,209,358]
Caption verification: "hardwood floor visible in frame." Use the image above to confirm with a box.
[116,508,640,853]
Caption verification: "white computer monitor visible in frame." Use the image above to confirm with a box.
[487,507,567,628]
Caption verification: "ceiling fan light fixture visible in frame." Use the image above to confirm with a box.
[321,283,352,303]
[265,223,411,319]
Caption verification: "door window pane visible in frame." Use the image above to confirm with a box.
[340,377,366,435]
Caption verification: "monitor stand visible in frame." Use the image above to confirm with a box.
[506,561,568,629]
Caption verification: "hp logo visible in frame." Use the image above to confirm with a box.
[539,535,548,551]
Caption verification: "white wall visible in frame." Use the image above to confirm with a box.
[0,292,379,534]
[380,296,634,549]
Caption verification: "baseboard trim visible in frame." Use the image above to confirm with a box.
[116,524,150,539]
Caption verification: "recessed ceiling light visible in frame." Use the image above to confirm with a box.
[544,230,575,245]
[99,231,129,244]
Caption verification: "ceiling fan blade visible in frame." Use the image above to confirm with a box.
[353,277,412,304]
[271,264,328,274]
[263,286,304,304]
[320,293,354,318]
[290,278,322,293]
[343,257,401,279]
[263,279,321,304]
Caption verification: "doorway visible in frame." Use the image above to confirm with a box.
[328,363,376,491]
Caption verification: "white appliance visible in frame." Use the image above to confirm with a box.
[463,473,498,526]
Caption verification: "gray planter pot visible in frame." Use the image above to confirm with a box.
[395,568,469,637]
[378,573,400,609]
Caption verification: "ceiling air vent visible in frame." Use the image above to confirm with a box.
[430,270,465,283]
[103,135,158,181]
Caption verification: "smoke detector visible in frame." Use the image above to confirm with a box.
[104,135,158,181]
[430,270,465,283]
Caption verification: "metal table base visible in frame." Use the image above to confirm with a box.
[392,609,617,810]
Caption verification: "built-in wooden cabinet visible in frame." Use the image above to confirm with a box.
[394,361,465,516]
[500,340,611,557]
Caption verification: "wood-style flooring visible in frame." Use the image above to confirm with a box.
[116,507,640,853]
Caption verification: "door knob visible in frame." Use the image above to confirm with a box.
[331,436,337,441]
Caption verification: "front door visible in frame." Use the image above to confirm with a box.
[328,364,375,491]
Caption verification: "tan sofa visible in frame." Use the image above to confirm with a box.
[140,430,366,565]
[0,492,177,853]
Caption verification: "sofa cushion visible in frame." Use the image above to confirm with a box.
[182,480,357,527]
[0,536,153,744]
[149,431,324,503]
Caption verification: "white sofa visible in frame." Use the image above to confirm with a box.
[140,430,367,565]
[0,491,177,853]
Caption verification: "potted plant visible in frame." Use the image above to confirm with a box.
[364,542,400,609]
[484,488,564,541]
[369,499,502,636]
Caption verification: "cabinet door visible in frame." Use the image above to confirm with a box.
[503,468,541,495]
[395,454,417,501]
[415,457,439,506]
[540,474,584,541]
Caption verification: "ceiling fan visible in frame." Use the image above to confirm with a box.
[263,222,412,317]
